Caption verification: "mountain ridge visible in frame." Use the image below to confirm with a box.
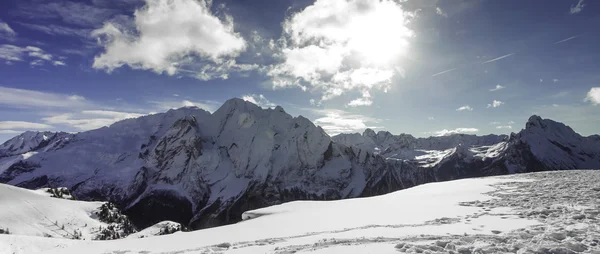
[1,98,598,231]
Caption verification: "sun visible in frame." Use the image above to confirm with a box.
[345,1,414,66]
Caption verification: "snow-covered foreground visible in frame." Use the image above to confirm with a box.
[3,170,600,254]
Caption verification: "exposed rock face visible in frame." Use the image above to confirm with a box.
[1,99,598,230]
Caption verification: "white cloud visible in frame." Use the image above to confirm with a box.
[433,128,479,136]
[570,0,585,14]
[508,121,515,124]
[489,121,501,125]
[431,68,456,77]
[310,108,381,136]
[30,59,44,66]
[92,0,247,79]
[0,22,16,39]
[553,78,559,82]
[435,7,448,17]
[241,94,276,109]
[42,110,145,130]
[585,87,600,105]
[0,86,89,109]
[483,53,514,64]
[428,117,435,120]
[18,1,116,27]
[489,84,505,91]
[269,0,414,105]
[347,97,373,107]
[148,99,219,113]
[53,60,66,66]
[17,23,91,38]
[456,105,473,111]
[496,125,512,129]
[0,121,53,130]
[0,45,65,66]
[487,100,504,108]
[0,130,22,134]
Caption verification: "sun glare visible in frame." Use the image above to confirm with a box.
[345,1,413,66]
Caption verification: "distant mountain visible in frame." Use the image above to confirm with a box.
[1,98,598,230]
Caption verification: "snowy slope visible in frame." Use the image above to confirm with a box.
[9,170,597,254]
[0,99,598,232]
[0,183,115,240]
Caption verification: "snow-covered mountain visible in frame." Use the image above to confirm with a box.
[0,98,599,231]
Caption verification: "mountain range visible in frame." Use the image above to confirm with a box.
[1,98,598,230]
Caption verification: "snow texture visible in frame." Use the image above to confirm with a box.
[4,170,597,254]
[0,99,599,231]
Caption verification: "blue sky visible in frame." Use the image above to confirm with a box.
[0,0,599,142]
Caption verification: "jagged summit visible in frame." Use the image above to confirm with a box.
[0,101,598,232]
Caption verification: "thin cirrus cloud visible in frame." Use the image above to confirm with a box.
[18,0,117,27]
[0,21,16,39]
[482,53,514,64]
[489,85,505,92]
[585,87,600,105]
[268,0,414,105]
[92,0,250,79]
[0,45,66,66]
[0,121,53,130]
[0,120,54,135]
[0,86,88,109]
[42,110,145,131]
[456,105,473,111]
[17,22,92,38]
[554,35,580,44]
[570,0,585,14]
[431,68,456,77]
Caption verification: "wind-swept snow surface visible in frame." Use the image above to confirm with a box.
[13,170,595,254]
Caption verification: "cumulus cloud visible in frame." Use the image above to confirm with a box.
[92,0,248,79]
[585,87,600,105]
[489,84,505,91]
[0,86,89,109]
[456,105,473,111]
[428,117,435,120]
[487,100,504,108]
[42,110,144,130]
[268,0,414,105]
[0,121,53,130]
[433,128,479,136]
[570,0,585,14]
[0,21,16,39]
[241,94,276,109]
[347,97,373,107]
[310,109,381,136]
[496,125,512,129]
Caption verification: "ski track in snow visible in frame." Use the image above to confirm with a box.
[22,170,597,254]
